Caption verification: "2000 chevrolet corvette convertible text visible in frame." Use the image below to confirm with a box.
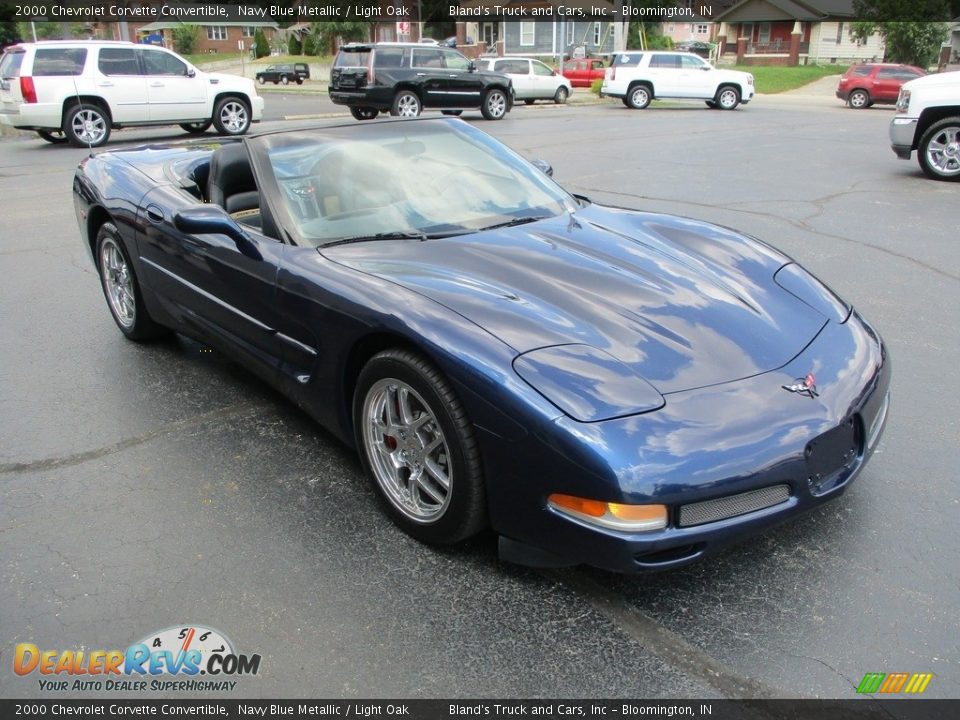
[73,119,890,573]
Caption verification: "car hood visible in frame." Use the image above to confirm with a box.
[322,206,826,395]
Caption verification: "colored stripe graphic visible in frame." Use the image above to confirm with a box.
[857,672,933,694]
[904,673,933,694]
[856,673,885,694]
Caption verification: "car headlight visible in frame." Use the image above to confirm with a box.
[774,263,851,323]
[896,88,910,113]
[513,344,664,422]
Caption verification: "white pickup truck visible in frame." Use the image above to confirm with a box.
[889,70,960,181]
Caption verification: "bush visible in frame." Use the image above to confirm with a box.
[303,32,317,56]
[253,28,269,59]
[287,34,302,55]
[171,24,199,55]
[590,78,603,96]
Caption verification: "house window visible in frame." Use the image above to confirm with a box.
[520,21,534,47]
[836,22,844,44]
[696,24,709,35]
[206,26,227,41]
[566,22,574,45]
[593,22,601,46]
[759,22,771,43]
[242,26,256,38]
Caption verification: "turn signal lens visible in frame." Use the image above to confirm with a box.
[548,494,667,532]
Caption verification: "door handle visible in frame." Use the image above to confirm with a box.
[416,72,426,76]
[150,82,164,87]
[98,82,114,87]
[145,205,164,223]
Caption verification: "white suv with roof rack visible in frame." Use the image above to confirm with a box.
[600,50,754,110]
[0,40,263,147]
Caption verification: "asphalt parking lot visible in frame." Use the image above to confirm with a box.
[1,95,957,700]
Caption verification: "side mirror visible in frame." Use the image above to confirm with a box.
[174,206,262,260]
[187,67,196,78]
[531,159,553,177]
[468,60,477,72]
[700,65,711,71]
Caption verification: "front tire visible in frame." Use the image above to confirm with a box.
[917,117,960,181]
[179,121,212,134]
[554,86,569,104]
[63,103,111,148]
[281,75,289,85]
[627,84,651,110]
[716,85,741,110]
[481,88,508,120]
[391,90,422,118]
[354,349,487,544]
[847,89,869,109]
[350,106,379,121]
[212,97,251,136]
[95,223,166,341]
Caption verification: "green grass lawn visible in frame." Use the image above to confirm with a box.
[184,52,243,66]
[735,64,847,93]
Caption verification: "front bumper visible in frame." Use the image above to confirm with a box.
[889,116,918,159]
[486,311,890,574]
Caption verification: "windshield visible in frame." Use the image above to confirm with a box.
[254,120,575,247]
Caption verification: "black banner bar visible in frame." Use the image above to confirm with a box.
[0,1,955,23]
[1,700,959,720]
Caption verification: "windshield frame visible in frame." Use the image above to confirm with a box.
[245,118,577,249]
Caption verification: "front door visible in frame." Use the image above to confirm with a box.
[438,48,484,108]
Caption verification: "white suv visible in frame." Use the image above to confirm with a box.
[0,41,264,147]
[601,50,754,110]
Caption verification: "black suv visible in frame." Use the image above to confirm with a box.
[329,43,512,121]
[255,63,309,85]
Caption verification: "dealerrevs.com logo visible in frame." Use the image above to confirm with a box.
[13,625,260,692]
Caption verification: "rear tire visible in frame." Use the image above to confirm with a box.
[258,76,266,85]
[627,84,651,110]
[281,75,289,85]
[391,90,422,118]
[63,102,111,148]
[847,89,869,109]
[481,88,508,120]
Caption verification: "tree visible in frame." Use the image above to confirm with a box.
[171,24,200,55]
[308,21,367,56]
[253,28,270,59]
[852,1,952,67]
[287,33,302,56]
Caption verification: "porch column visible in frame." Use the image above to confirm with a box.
[789,21,802,66]
[456,22,467,46]
[717,22,728,57]
[736,36,747,63]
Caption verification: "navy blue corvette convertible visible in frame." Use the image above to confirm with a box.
[73,119,890,573]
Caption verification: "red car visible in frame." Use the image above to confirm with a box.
[836,63,926,109]
[562,58,606,88]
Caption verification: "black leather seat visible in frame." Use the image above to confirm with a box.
[207,142,259,216]
[206,142,278,239]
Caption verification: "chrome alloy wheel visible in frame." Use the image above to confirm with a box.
[486,91,507,118]
[362,378,452,522]
[72,109,107,145]
[925,125,960,177]
[219,101,248,133]
[718,88,739,109]
[395,93,421,117]
[99,237,135,329]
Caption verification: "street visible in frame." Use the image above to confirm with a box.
[1,94,957,699]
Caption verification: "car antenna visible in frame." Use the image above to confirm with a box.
[70,72,94,156]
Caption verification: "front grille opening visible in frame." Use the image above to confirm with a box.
[677,484,791,528]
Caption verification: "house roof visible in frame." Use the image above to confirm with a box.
[137,21,279,32]
[715,0,857,22]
